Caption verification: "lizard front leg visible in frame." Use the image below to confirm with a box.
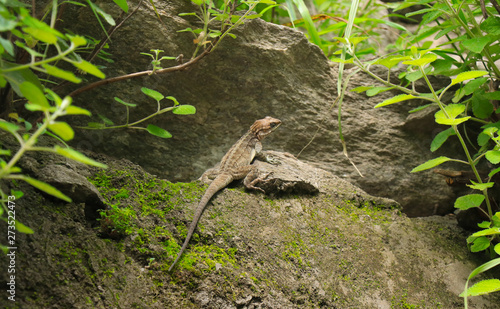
[243,167,269,193]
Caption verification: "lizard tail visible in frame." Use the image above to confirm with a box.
[168,174,233,271]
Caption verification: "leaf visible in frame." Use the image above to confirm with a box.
[113,0,129,12]
[42,64,81,83]
[146,124,172,138]
[98,114,114,125]
[72,60,105,79]
[462,279,500,297]
[409,103,433,113]
[467,181,495,191]
[402,53,437,66]
[68,35,87,47]
[22,176,72,202]
[1,62,44,98]
[165,96,179,106]
[173,105,196,115]
[461,36,492,54]
[48,122,75,141]
[19,81,50,108]
[366,86,394,97]
[454,194,485,210]
[141,87,164,101]
[488,166,500,178]
[485,150,500,164]
[350,86,373,93]
[374,94,417,108]
[450,71,488,86]
[470,236,491,252]
[472,94,494,119]
[435,104,470,125]
[430,127,455,152]
[480,16,500,35]
[495,243,500,256]
[13,220,33,234]
[463,78,488,95]
[114,97,137,107]
[411,156,451,173]
[0,120,19,133]
[54,146,107,168]
[0,37,14,56]
[472,227,500,237]
[88,0,116,26]
[65,106,91,116]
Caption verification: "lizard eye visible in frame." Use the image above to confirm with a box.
[270,122,278,128]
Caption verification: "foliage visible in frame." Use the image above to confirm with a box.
[266,0,500,304]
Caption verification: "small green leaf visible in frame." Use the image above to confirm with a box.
[472,227,500,237]
[165,96,179,106]
[98,114,114,125]
[22,26,58,44]
[472,92,494,119]
[14,220,33,234]
[403,53,437,66]
[65,106,91,116]
[374,94,417,108]
[467,181,495,191]
[463,78,488,95]
[68,35,87,47]
[478,221,491,229]
[173,105,196,115]
[462,279,500,297]
[141,87,164,101]
[435,104,470,125]
[430,127,455,152]
[470,236,491,252]
[374,55,411,69]
[19,81,49,108]
[461,36,492,54]
[42,64,81,83]
[113,0,129,12]
[411,156,451,173]
[87,122,106,129]
[0,149,11,156]
[114,97,137,107]
[495,243,500,255]
[366,86,394,97]
[22,176,72,202]
[450,71,488,86]
[88,1,116,26]
[54,146,107,168]
[488,166,500,178]
[48,122,75,141]
[0,120,20,133]
[455,194,485,210]
[146,124,172,138]
[72,60,105,79]
[485,150,500,164]
[350,86,373,93]
[0,37,14,56]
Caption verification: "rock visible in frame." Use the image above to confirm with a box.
[61,0,459,217]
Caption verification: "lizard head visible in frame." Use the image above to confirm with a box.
[251,116,281,140]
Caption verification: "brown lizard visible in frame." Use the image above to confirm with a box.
[168,116,281,271]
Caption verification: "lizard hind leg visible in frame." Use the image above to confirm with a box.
[243,168,270,193]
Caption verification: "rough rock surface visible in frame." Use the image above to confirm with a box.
[1,149,499,308]
[57,0,466,217]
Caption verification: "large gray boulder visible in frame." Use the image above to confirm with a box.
[62,0,459,216]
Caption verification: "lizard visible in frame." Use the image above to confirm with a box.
[168,116,282,271]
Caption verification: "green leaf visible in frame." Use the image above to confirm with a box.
[88,1,116,26]
[454,194,485,210]
[141,87,164,101]
[0,36,14,56]
[65,106,91,116]
[411,156,451,173]
[113,0,129,12]
[165,96,179,106]
[470,237,490,252]
[450,71,488,86]
[463,78,488,95]
[472,93,494,119]
[374,94,417,108]
[19,81,50,108]
[14,221,34,234]
[480,17,500,35]
[173,105,196,115]
[114,97,137,107]
[402,53,437,66]
[409,104,433,113]
[467,181,495,191]
[48,122,74,141]
[146,124,172,138]
[366,86,394,97]
[462,279,500,297]
[0,120,19,134]
[495,243,500,255]
[488,166,500,179]
[22,176,72,202]
[472,227,500,237]
[68,35,87,47]
[478,221,491,229]
[350,86,373,93]
[54,146,107,168]
[461,36,492,54]
[72,60,105,79]
[42,64,81,83]
[485,150,500,164]
[434,104,470,125]
[430,127,455,152]
[0,149,11,156]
